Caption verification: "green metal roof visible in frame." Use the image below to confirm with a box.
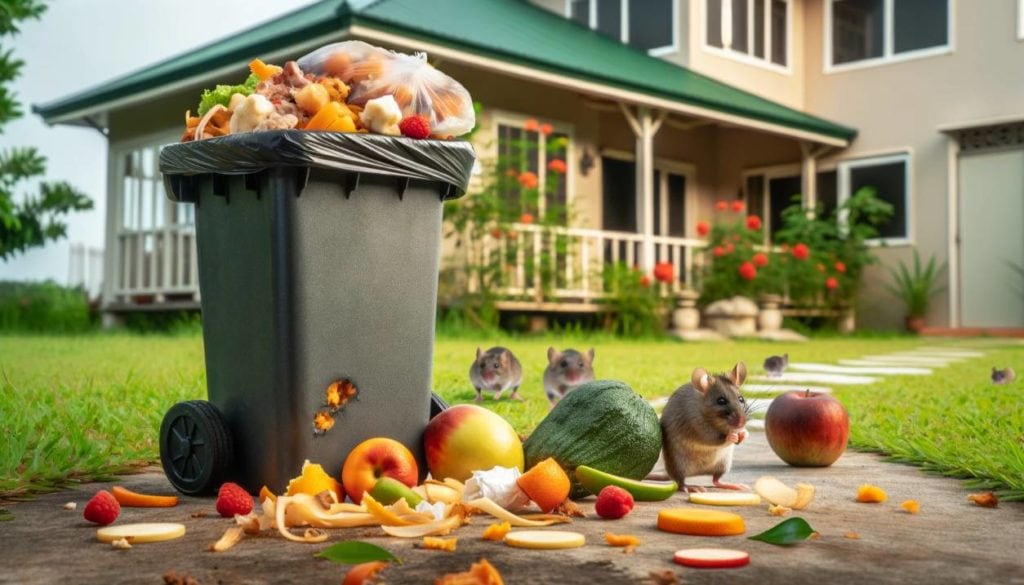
[34,0,856,144]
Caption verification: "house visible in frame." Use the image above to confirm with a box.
[34,0,1024,331]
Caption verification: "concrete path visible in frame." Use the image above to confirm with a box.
[2,434,1021,585]
[788,363,933,376]
[752,372,877,385]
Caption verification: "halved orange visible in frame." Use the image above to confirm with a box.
[516,458,570,513]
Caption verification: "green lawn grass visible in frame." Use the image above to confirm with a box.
[1,332,1021,499]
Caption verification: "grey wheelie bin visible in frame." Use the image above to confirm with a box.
[158,130,474,495]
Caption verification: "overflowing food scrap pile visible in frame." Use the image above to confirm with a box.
[181,41,474,142]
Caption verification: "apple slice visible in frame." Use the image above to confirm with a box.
[505,530,586,550]
[754,476,797,507]
[688,492,762,506]
[673,548,750,569]
[792,483,815,510]
[96,523,186,544]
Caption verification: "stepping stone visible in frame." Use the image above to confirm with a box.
[912,347,987,357]
[861,355,960,366]
[909,350,985,358]
[742,384,833,395]
[789,362,933,376]
[752,372,876,385]
[839,359,953,369]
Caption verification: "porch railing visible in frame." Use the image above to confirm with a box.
[458,223,705,305]
[113,225,199,302]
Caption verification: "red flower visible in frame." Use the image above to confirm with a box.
[696,221,710,236]
[746,215,762,230]
[517,171,539,189]
[835,261,847,273]
[490,228,503,239]
[539,123,553,136]
[715,200,729,212]
[752,252,768,267]
[519,213,534,225]
[547,159,567,174]
[639,275,651,287]
[724,243,735,254]
[523,118,539,131]
[738,261,757,281]
[713,246,726,257]
[731,200,745,213]
[817,263,826,273]
[653,262,674,284]
[826,277,839,290]
[780,243,789,252]
[792,242,810,261]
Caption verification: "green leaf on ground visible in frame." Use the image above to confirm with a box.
[749,517,817,545]
[316,540,400,565]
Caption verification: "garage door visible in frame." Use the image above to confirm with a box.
[958,147,1024,327]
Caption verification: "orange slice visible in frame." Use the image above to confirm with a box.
[110,486,178,508]
[516,458,570,513]
[657,509,745,536]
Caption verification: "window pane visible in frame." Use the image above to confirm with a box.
[731,0,749,52]
[653,169,662,235]
[894,0,947,53]
[707,0,724,47]
[849,160,907,239]
[746,174,765,222]
[548,132,570,225]
[832,0,884,65]
[768,175,802,241]
[596,0,621,40]
[629,0,674,50]
[602,157,637,233]
[816,170,838,219]
[569,0,589,25]
[770,0,787,65]
[753,0,765,58]
[667,174,687,237]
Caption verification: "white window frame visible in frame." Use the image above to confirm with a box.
[825,0,954,74]
[564,0,679,57]
[1018,0,1024,40]
[701,0,793,74]
[837,152,913,246]
[600,149,697,237]
[492,112,576,218]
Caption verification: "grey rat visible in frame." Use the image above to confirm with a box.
[992,366,1016,385]
[543,347,595,406]
[660,362,750,492]
[763,353,788,378]
[469,347,523,402]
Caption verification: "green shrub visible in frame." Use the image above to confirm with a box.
[0,280,93,332]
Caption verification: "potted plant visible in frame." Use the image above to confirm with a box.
[884,250,947,333]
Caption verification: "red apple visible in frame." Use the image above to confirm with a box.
[765,390,850,467]
[341,437,419,504]
[424,404,524,482]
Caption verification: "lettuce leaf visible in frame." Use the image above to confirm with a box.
[197,74,260,116]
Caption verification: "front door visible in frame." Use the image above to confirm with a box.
[958,147,1024,327]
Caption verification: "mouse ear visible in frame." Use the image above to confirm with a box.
[691,368,711,394]
[587,347,595,362]
[547,347,558,363]
[500,350,510,366]
[476,347,483,360]
[728,362,747,386]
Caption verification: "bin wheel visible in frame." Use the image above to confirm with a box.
[429,392,449,420]
[159,400,233,496]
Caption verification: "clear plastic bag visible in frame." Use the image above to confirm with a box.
[298,41,475,137]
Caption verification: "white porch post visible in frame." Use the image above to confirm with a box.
[620,104,666,273]
[800,141,817,216]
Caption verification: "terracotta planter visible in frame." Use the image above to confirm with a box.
[905,315,926,334]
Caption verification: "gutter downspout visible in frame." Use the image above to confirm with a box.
[620,103,666,273]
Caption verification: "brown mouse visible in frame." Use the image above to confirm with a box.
[660,363,750,492]
[468,346,524,402]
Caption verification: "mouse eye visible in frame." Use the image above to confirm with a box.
[578,361,584,368]
[716,397,728,406]
[560,360,568,368]
[493,363,500,369]
[738,396,746,403]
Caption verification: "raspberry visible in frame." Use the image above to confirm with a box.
[215,482,254,518]
[398,115,431,139]
[594,486,634,519]
[83,490,120,526]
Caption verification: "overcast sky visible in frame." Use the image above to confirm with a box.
[0,0,318,284]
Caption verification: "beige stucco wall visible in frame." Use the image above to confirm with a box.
[803,0,1024,329]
